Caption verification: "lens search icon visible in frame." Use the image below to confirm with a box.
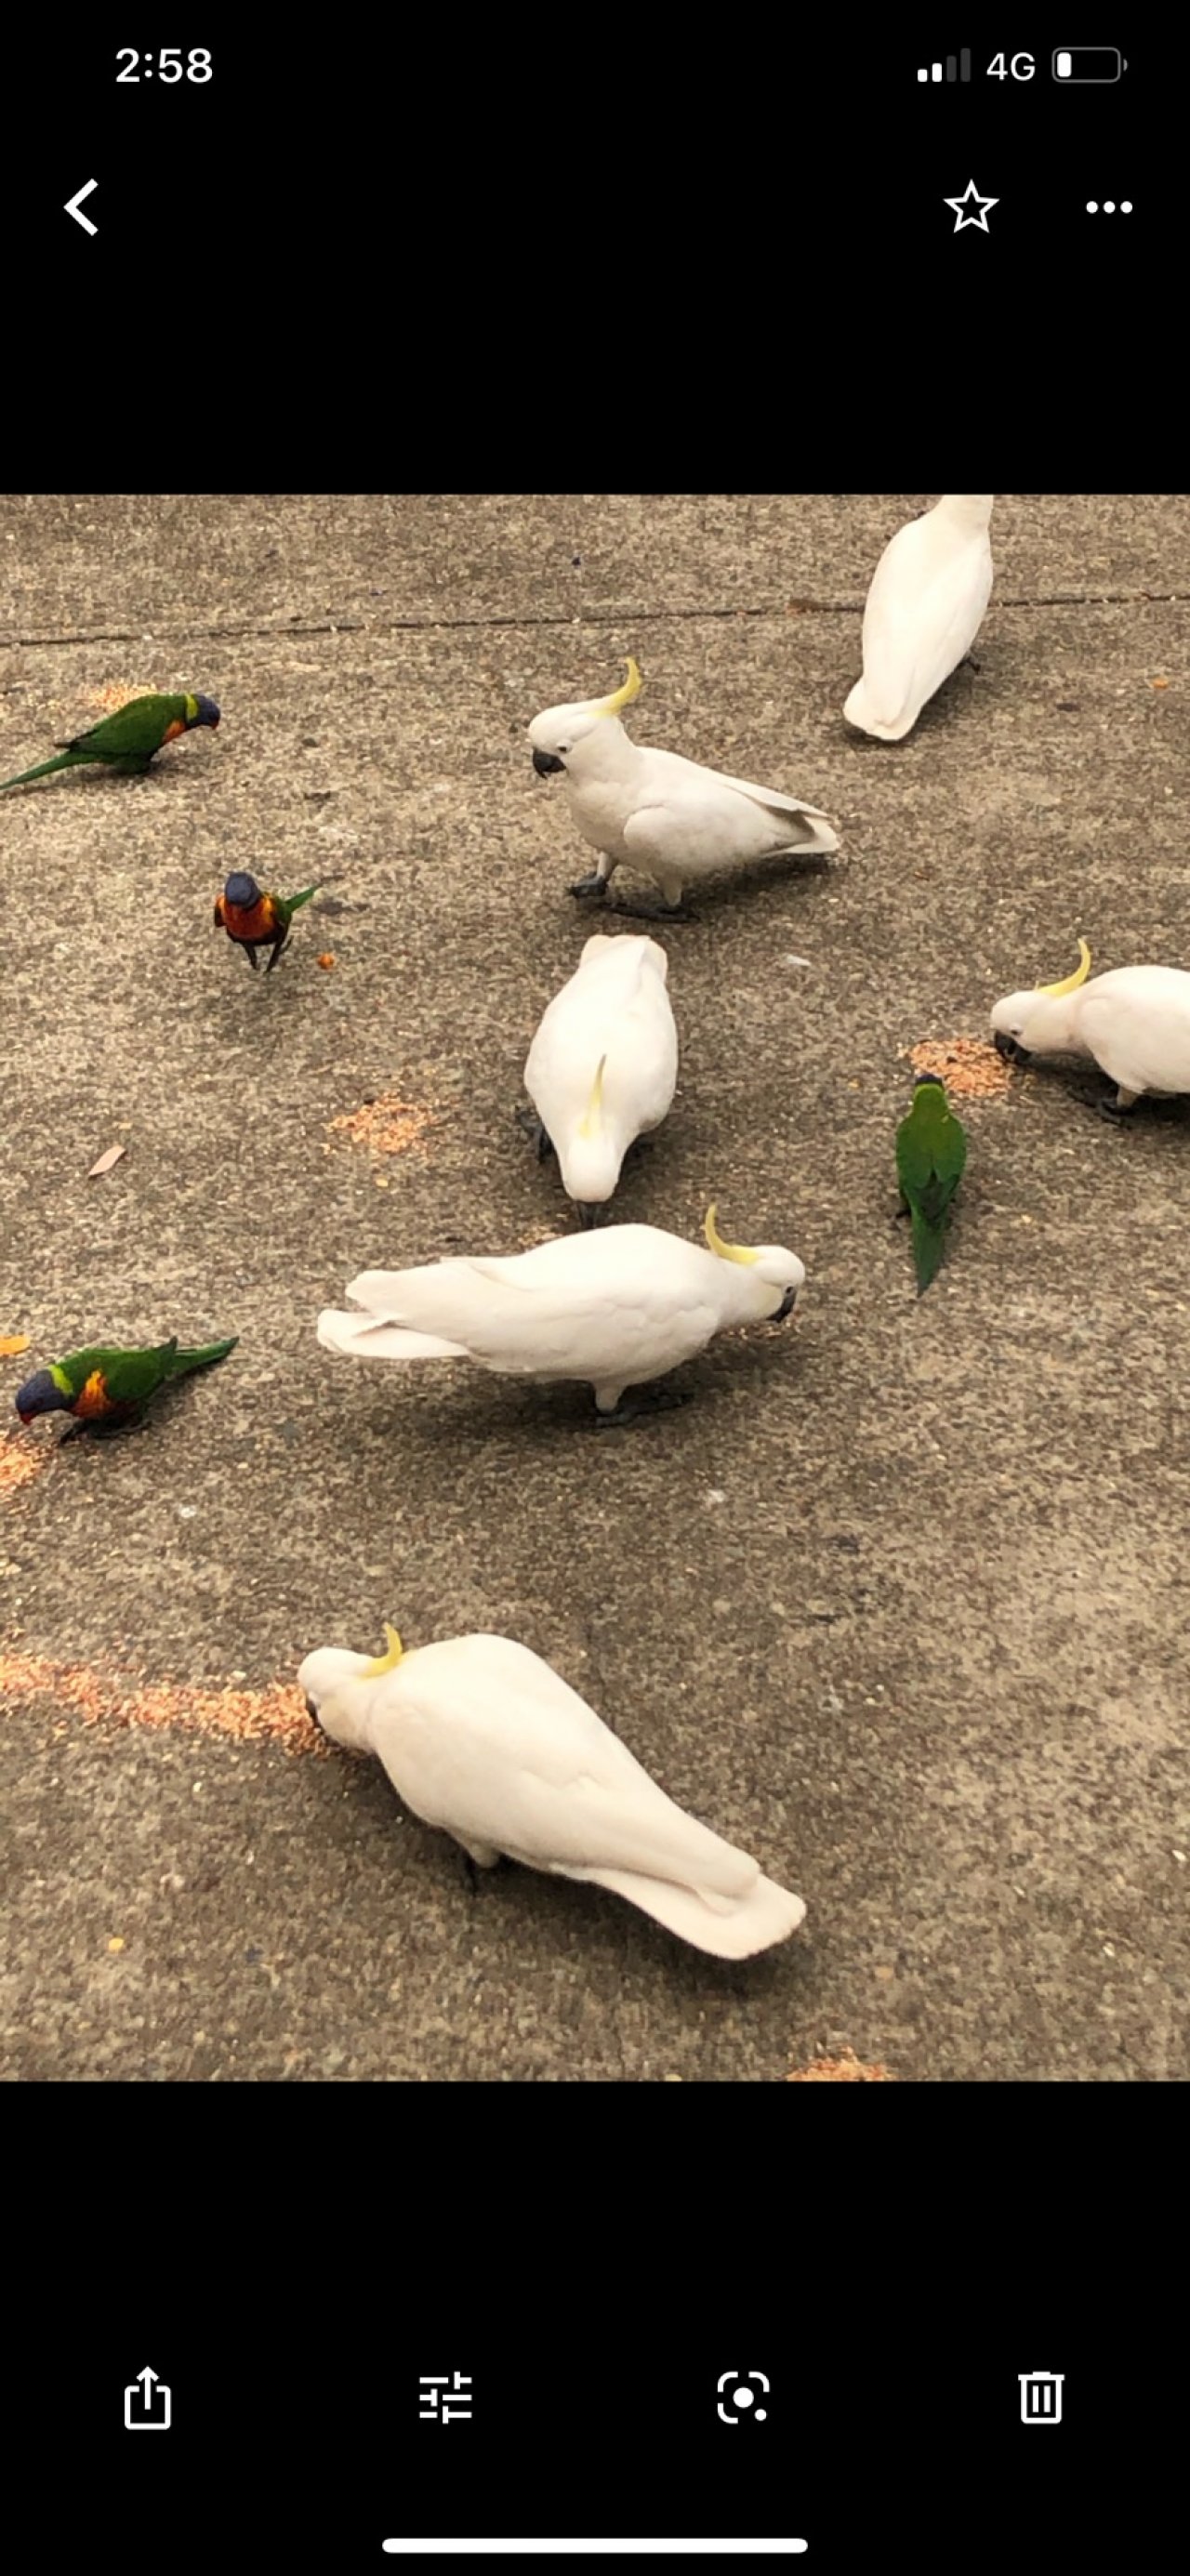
[718,2370,770,2424]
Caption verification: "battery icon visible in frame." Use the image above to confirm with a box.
[1052,46,1126,80]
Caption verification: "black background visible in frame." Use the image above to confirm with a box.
[20,2108,1176,2570]
[3,23,1166,462]
[9,29,1157,271]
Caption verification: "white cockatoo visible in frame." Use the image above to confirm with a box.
[298,1624,807,1959]
[992,940,1190,1118]
[522,932,679,1225]
[843,495,994,742]
[527,656,839,914]
[316,1207,805,1420]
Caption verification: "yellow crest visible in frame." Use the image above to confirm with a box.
[1038,937,1091,997]
[704,1204,760,1266]
[577,1054,607,1141]
[591,656,642,720]
[361,1622,404,1679]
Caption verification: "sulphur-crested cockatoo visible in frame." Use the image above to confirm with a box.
[843,495,994,742]
[298,1624,807,1958]
[527,656,838,914]
[522,932,679,1225]
[316,1206,804,1420]
[992,939,1190,1119]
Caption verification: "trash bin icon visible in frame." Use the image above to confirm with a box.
[1019,2371,1064,2424]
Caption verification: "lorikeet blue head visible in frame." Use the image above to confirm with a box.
[190,694,220,729]
[14,1368,71,1424]
[225,872,261,908]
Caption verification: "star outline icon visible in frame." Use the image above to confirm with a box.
[945,178,999,232]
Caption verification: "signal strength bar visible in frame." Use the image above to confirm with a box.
[918,50,972,81]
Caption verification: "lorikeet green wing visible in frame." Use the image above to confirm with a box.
[58,697,181,755]
[895,1078,968,1295]
[276,884,320,929]
[0,692,219,790]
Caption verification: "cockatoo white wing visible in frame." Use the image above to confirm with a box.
[338,1228,722,1379]
[618,961,681,1130]
[627,745,838,857]
[1077,968,1190,1095]
[619,779,826,888]
[526,940,678,1145]
[846,509,993,739]
[701,770,840,845]
[369,1635,804,1955]
[576,1862,805,1958]
[316,1314,469,1361]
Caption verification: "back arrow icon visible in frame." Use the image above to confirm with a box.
[65,180,99,235]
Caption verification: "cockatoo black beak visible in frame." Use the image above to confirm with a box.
[774,1286,799,1321]
[532,749,565,777]
[994,1032,1031,1065]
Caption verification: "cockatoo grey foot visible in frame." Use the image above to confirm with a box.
[610,892,694,922]
[575,1200,610,1230]
[461,1840,500,1890]
[568,870,610,900]
[515,1106,554,1161]
[962,654,982,673]
[594,1383,690,1429]
[1097,1094,1137,1124]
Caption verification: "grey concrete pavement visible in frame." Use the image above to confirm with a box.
[2,495,1188,2081]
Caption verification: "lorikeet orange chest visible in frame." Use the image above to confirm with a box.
[218,891,281,945]
[72,1367,126,1420]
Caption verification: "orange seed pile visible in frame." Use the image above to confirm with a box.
[906,1036,1012,1099]
[327,1093,438,1157]
[787,2049,895,2082]
[0,1434,48,1499]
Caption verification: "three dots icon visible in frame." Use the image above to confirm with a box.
[1086,200,1133,214]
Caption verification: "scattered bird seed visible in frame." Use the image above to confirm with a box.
[0,1646,328,1756]
[788,2049,894,2082]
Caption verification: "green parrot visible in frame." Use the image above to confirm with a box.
[0,691,219,790]
[214,871,320,972]
[895,1075,967,1295]
[13,1336,237,1438]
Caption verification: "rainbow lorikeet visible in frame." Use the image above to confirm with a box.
[214,872,320,972]
[895,1075,968,1295]
[0,692,219,790]
[14,1336,237,1438]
